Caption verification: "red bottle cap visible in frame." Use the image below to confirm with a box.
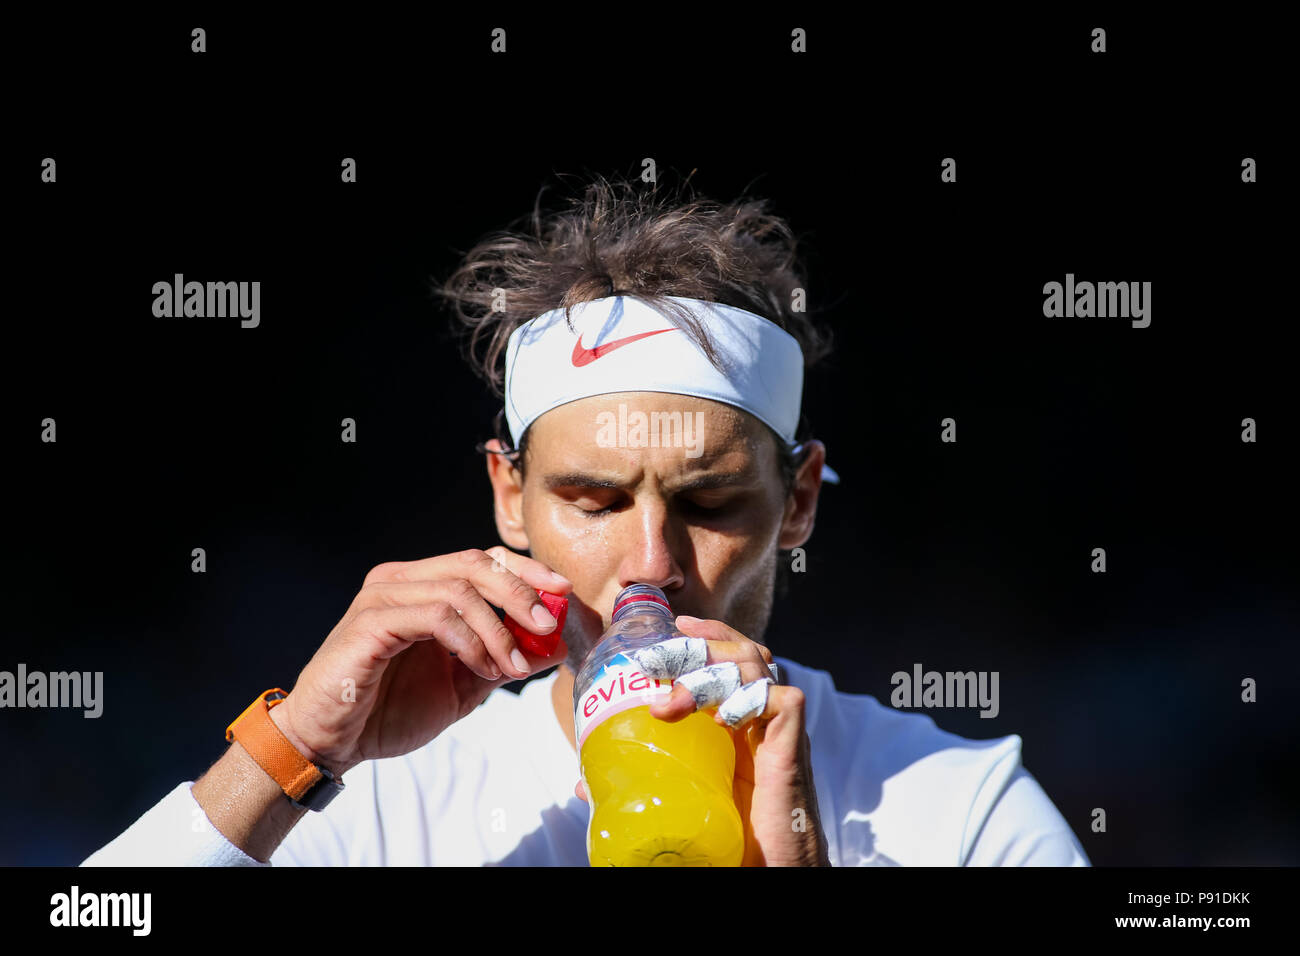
[505,590,568,657]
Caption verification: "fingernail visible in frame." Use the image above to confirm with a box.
[531,604,557,629]
[550,570,571,585]
[510,649,530,675]
[488,663,501,680]
[676,615,699,626]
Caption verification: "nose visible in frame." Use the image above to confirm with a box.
[616,495,686,593]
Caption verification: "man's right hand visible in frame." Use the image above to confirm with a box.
[268,547,571,778]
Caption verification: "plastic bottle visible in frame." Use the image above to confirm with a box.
[572,583,744,866]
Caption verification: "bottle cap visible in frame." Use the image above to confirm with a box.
[505,590,568,657]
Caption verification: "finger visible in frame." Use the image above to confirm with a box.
[436,580,543,680]
[358,579,537,680]
[676,662,744,710]
[717,678,773,728]
[634,617,778,722]
[648,661,748,722]
[627,636,708,680]
[509,627,570,677]
[628,634,773,682]
[574,779,589,803]
[363,549,571,630]
[650,664,772,723]
[675,616,776,669]
[730,685,806,756]
[461,550,567,640]
[482,545,573,595]
[637,637,774,689]
[351,602,500,680]
[364,548,571,593]
[450,629,569,702]
[657,676,790,733]
[648,648,778,721]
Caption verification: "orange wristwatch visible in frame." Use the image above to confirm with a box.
[225,688,345,812]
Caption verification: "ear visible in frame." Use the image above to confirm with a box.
[485,438,530,550]
[778,439,825,550]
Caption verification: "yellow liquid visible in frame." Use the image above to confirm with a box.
[579,703,744,866]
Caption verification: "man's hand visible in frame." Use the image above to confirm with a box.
[575,616,831,866]
[192,545,570,863]
[275,547,570,778]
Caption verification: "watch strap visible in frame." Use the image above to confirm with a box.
[226,688,344,811]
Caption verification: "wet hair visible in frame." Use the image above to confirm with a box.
[434,170,833,494]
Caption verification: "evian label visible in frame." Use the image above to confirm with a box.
[575,652,677,749]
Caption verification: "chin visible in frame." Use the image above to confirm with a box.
[556,599,603,671]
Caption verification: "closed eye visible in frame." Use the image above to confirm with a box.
[680,496,741,518]
[568,492,625,518]
[564,492,743,520]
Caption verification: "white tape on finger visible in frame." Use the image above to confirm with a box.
[719,678,773,727]
[630,636,708,680]
[675,662,743,709]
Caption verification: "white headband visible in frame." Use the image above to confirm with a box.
[502,295,838,482]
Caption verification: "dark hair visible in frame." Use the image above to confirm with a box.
[434,171,832,493]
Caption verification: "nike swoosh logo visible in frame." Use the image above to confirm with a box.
[570,327,678,367]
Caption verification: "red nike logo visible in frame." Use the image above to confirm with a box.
[570,327,677,367]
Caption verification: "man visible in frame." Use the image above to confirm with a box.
[82,175,1088,866]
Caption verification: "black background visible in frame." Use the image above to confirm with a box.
[4,11,1295,867]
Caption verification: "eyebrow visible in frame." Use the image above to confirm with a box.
[542,471,757,494]
[543,473,623,492]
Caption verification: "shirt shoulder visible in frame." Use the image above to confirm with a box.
[773,656,1087,866]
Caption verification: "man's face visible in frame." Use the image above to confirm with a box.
[511,391,795,672]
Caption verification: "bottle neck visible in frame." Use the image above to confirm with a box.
[611,584,673,622]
